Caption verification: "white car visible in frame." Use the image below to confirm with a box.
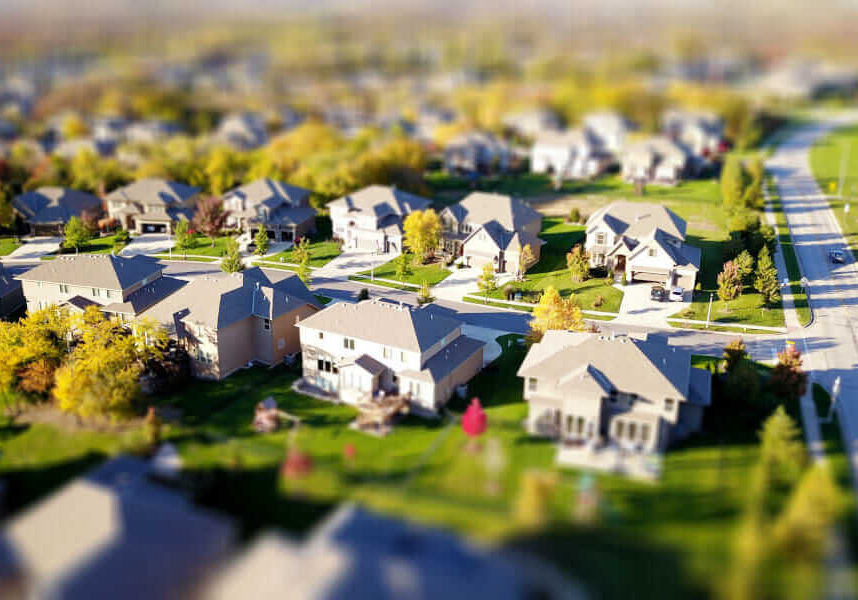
[669,287,684,302]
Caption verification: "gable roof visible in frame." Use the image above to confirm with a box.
[0,264,21,298]
[328,185,431,218]
[586,200,686,242]
[447,192,542,233]
[223,179,311,213]
[140,267,319,331]
[532,128,594,149]
[13,187,102,225]
[16,255,164,291]
[297,299,461,353]
[105,178,199,207]
[628,229,700,271]
[517,331,690,401]
[464,221,544,253]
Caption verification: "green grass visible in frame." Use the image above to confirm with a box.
[670,292,786,329]
[175,235,234,257]
[356,258,451,286]
[0,237,22,256]
[266,240,341,268]
[809,123,858,257]
[767,177,812,326]
[667,320,784,335]
[347,275,417,291]
[53,233,127,256]
[252,261,299,272]
[153,254,218,263]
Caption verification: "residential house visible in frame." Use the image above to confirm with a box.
[518,331,712,454]
[13,186,103,235]
[661,109,724,171]
[585,200,700,289]
[0,456,234,599]
[583,110,634,154]
[329,184,431,252]
[620,135,688,186]
[215,112,268,151]
[203,503,545,600]
[530,129,612,180]
[0,264,24,319]
[413,104,457,144]
[16,254,181,318]
[141,268,321,379]
[502,107,562,139]
[444,131,512,175]
[105,178,199,234]
[440,192,544,274]
[124,119,183,145]
[297,299,485,415]
[222,178,316,243]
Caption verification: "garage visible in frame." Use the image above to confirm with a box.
[632,270,668,284]
[141,223,168,234]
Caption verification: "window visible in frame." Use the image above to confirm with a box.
[59,284,68,294]
[528,377,538,392]
[317,358,324,371]
[400,351,406,362]
[92,288,100,297]
[664,398,675,411]
[595,232,606,245]
[318,332,324,340]
[641,424,651,443]
[383,347,392,359]
[648,248,657,257]
[628,422,637,441]
[343,338,355,350]
[615,419,625,438]
[263,319,271,330]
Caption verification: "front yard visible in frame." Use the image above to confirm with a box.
[175,235,234,257]
[265,240,341,268]
[356,257,452,286]
[42,232,128,259]
[0,237,22,256]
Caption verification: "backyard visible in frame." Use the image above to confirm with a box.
[809,123,858,256]
[0,335,847,598]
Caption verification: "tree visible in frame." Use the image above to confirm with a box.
[205,147,239,196]
[297,256,311,285]
[144,406,162,448]
[517,243,535,280]
[417,280,432,304]
[221,237,244,273]
[759,405,806,486]
[17,359,58,397]
[723,338,749,372]
[462,397,487,439]
[717,260,742,304]
[402,209,442,263]
[721,155,746,210]
[769,345,807,403]
[63,216,91,253]
[734,250,754,284]
[477,262,497,302]
[725,360,760,404]
[192,196,230,245]
[568,207,582,224]
[753,246,780,306]
[529,286,586,342]
[566,244,590,283]
[60,113,89,139]
[290,237,310,265]
[254,227,270,256]
[173,218,193,252]
[514,470,557,529]
[394,251,413,281]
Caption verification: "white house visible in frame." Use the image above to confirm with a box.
[582,111,634,154]
[620,136,688,186]
[530,129,611,180]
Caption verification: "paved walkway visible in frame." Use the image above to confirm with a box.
[4,237,61,260]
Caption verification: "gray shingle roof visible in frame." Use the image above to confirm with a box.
[0,264,21,298]
[328,185,431,218]
[447,192,542,233]
[399,335,485,383]
[13,187,102,225]
[587,200,687,242]
[297,298,461,352]
[16,255,164,291]
[105,178,199,207]
[223,179,311,214]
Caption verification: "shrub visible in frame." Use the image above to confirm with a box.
[593,295,604,309]
[568,207,582,224]
[503,283,517,300]
[621,272,628,286]
[357,288,370,301]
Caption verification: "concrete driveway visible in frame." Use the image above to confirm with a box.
[614,282,690,326]
[314,249,399,279]
[5,237,61,260]
[432,266,513,302]
[120,234,173,257]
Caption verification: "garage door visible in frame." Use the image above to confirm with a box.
[632,270,668,284]
[142,223,168,234]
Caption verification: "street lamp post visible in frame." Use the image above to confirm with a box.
[705,292,714,329]
[823,376,842,424]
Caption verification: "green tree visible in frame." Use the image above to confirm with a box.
[565,244,590,283]
[723,338,749,372]
[205,147,239,196]
[753,246,780,306]
[717,260,742,304]
[254,227,270,256]
[734,250,754,285]
[220,237,244,273]
[394,251,413,281]
[477,262,498,302]
[568,207,582,224]
[402,209,442,263]
[297,255,311,285]
[760,405,806,485]
[721,155,746,211]
[725,360,760,404]
[517,243,535,280]
[529,286,586,343]
[291,237,310,265]
[63,216,91,253]
[173,218,193,252]
[769,345,807,404]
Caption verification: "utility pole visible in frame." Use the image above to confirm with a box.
[706,292,714,328]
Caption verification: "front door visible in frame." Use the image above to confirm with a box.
[614,254,626,273]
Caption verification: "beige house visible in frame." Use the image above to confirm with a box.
[585,201,700,289]
[440,192,544,275]
[13,187,103,236]
[530,129,612,181]
[141,268,321,379]
[105,178,199,234]
[329,185,431,252]
[222,178,316,243]
[16,254,180,319]
[620,136,688,186]
[662,109,724,171]
[518,331,711,454]
[297,299,484,415]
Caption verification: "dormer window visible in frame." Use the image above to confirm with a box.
[664,398,675,411]
[648,248,657,257]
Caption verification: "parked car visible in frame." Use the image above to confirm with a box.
[829,250,846,264]
[650,285,667,302]
[669,287,684,302]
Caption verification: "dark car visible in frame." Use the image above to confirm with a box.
[650,285,667,302]
[829,250,846,264]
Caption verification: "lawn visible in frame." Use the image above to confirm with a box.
[356,257,451,286]
[53,233,128,256]
[809,123,858,257]
[0,237,21,256]
[265,240,341,268]
[176,235,234,257]
[486,217,623,313]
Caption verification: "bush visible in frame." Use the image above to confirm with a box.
[593,295,604,309]
[568,207,582,224]
[114,228,131,245]
[621,272,628,286]
[503,283,518,300]
[357,288,370,301]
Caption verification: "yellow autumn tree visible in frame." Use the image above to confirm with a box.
[528,286,586,343]
[403,209,442,263]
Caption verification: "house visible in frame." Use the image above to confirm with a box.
[583,110,634,154]
[440,192,544,274]
[105,178,199,234]
[141,268,321,379]
[16,254,180,318]
[13,186,103,235]
[215,112,269,151]
[413,104,457,143]
[517,331,712,454]
[620,136,688,186]
[124,119,183,145]
[502,107,562,139]
[530,129,612,180]
[444,131,512,175]
[0,456,235,599]
[0,264,24,319]
[328,185,431,253]
[661,109,724,171]
[203,503,549,600]
[297,299,485,415]
[585,201,700,289]
[223,178,316,243]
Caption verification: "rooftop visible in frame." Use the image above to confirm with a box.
[16,254,164,291]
